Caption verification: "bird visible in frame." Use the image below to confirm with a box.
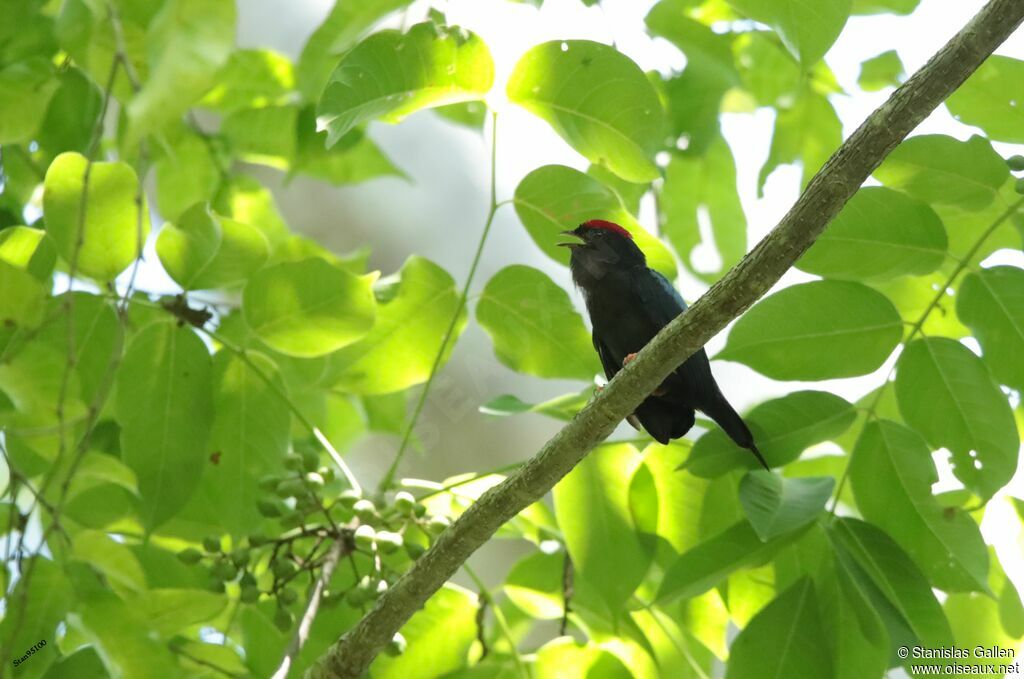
[559,219,769,470]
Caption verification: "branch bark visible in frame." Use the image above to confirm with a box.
[308,1,1024,676]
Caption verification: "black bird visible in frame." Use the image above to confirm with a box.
[560,219,768,470]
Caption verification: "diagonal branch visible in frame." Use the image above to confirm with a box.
[308,1,1024,676]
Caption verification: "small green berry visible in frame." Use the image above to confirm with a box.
[202,537,221,553]
[258,475,280,492]
[384,633,407,657]
[211,560,238,581]
[240,585,260,604]
[206,578,225,593]
[1007,154,1024,171]
[337,489,360,508]
[278,588,298,605]
[276,478,306,498]
[231,549,251,568]
[354,524,376,549]
[393,491,416,513]
[346,587,367,607]
[426,515,450,535]
[257,499,283,517]
[273,608,293,632]
[177,548,203,565]
[272,559,296,580]
[240,572,257,587]
[248,533,268,547]
[301,448,320,472]
[413,503,427,518]
[353,499,377,521]
[279,510,305,529]
[284,453,304,472]
[404,542,426,560]
[303,472,325,488]
[375,531,403,555]
[319,466,336,483]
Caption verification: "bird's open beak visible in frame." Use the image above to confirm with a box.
[557,230,583,249]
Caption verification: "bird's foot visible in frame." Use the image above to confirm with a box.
[622,353,638,366]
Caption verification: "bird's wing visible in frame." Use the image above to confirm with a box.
[633,268,687,327]
[593,335,621,381]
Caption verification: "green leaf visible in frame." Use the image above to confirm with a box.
[535,638,632,679]
[656,519,804,605]
[719,280,903,380]
[116,321,213,529]
[687,391,856,477]
[946,55,1024,143]
[317,22,494,147]
[0,261,47,328]
[554,443,651,617]
[0,58,57,144]
[296,0,413,101]
[242,258,376,358]
[135,589,228,637]
[0,222,54,280]
[326,256,463,393]
[479,390,590,421]
[828,517,953,646]
[852,0,919,14]
[126,0,236,146]
[858,49,905,91]
[504,551,564,619]
[660,137,747,283]
[213,175,291,251]
[587,164,648,216]
[646,3,737,152]
[369,585,478,679]
[43,152,149,282]
[0,558,70,678]
[797,186,947,281]
[73,594,181,678]
[758,91,841,195]
[71,529,147,595]
[725,578,832,679]
[734,32,802,108]
[294,108,404,185]
[726,0,851,65]
[512,164,677,279]
[848,420,990,592]
[153,128,221,222]
[434,101,487,130]
[895,338,1018,501]
[221,105,296,169]
[508,40,667,182]
[477,265,598,380]
[957,266,1024,392]
[191,351,290,536]
[630,442,709,559]
[738,471,834,541]
[156,203,269,290]
[37,66,103,157]
[201,48,294,113]
[36,292,119,403]
[873,134,1009,211]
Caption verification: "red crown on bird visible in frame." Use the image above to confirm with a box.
[580,219,632,239]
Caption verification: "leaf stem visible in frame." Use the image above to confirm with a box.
[462,564,529,679]
[377,111,502,495]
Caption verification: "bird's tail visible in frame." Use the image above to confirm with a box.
[701,397,770,471]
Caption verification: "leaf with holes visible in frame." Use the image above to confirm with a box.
[895,338,1018,501]
[848,419,990,592]
[957,267,1024,392]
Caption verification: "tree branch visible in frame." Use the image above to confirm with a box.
[308,1,1024,676]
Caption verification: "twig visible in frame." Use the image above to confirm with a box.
[271,541,347,679]
[559,553,573,637]
[306,3,1024,676]
[378,111,502,495]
